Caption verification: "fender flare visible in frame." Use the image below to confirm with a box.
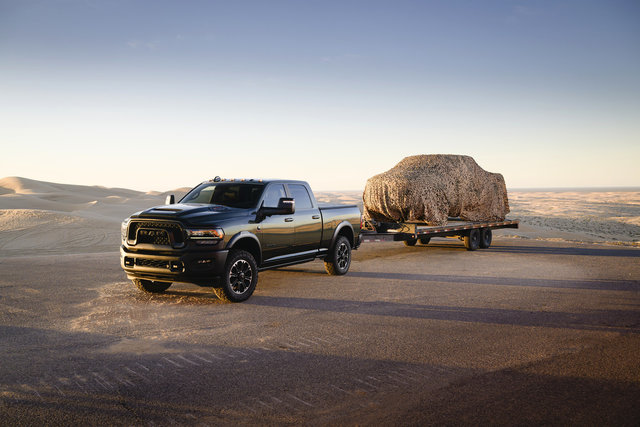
[226,231,262,265]
[329,221,355,251]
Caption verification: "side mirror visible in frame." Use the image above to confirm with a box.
[255,197,295,222]
[277,197,295,215]
[165,194,175,205]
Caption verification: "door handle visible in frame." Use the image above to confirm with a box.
[284,218,294,222]
[312,215,320,220]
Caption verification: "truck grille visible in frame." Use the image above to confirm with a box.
[127,221,185,247]
[137,229,170,245]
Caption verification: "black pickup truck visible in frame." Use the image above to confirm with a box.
[120,178,361,302]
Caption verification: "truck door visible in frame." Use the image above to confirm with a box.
[258,183,294,263]
[288,183,323,255]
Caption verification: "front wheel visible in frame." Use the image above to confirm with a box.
[133,279,172,293]
[325,236,351,275]
[215,250,258,302]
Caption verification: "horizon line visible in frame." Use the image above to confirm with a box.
[1,176,639,194]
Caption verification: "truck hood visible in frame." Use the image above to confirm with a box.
[132,203,251,225]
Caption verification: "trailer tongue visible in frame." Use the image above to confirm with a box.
[361,218,519,251]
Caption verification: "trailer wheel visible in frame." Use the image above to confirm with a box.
[480,229,492,249]
[325,236,351,275]
[215,250,258,302]
[419,237,431,245]
[404,238,417,247]
[133,279,172,293]
[464,229,480,251]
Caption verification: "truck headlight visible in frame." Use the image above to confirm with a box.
[121,218,131,243]
[186,228,224,243]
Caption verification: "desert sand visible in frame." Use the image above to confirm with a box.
[0,177,638,257]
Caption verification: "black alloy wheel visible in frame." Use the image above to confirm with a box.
[325,236,351,275]
[217,250,258,302]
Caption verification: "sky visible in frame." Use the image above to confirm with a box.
[1,0,639,192]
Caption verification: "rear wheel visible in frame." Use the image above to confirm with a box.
[133,279,172,293]
[404,238,417,247]
[325,236,351,275]
[480,228,492,249]
[419,237,431,245]
[464,229,480,251]
[215,250,258,302]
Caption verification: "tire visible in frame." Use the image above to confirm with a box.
[419,237,431,245]
[324,236,351,275]
[216,250,258,302]
[404,238,417,247]
[480,228,492,249]
[464,229,480,251]
[133,279,172,293]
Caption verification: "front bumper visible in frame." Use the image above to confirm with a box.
[120,246,228,286]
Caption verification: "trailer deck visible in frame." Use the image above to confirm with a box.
[361,218,519,250]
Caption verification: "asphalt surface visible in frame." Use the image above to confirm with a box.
[1,238,639,425]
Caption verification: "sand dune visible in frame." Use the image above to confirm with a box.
[0,177,638,257]
[0,177,189,256]
[0,176,141,198]
[0,177,188,220]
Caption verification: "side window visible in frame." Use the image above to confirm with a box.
[262,184,286,208]
[289,184,312,210]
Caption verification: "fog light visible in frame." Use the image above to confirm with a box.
[124,257,134,267]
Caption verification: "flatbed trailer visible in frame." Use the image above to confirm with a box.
[360,218,519,251]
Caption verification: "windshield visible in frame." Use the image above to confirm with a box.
[180,183,265,209]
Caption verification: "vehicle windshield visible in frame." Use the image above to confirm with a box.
[180,183,265,209]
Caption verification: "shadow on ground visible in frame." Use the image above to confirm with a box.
[248,296,640,334]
